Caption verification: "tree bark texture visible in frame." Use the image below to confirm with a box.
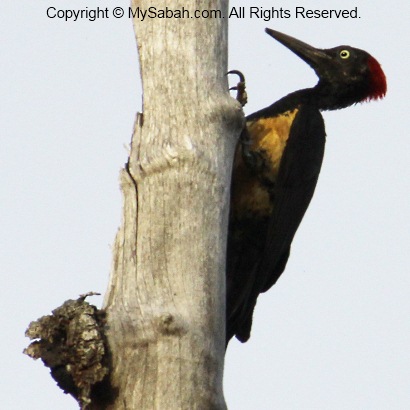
[101,1,242,408]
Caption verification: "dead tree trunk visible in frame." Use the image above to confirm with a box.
[100,1,242,408]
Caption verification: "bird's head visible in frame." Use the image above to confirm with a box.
[265,28,387,110]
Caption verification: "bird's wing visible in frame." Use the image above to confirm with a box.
[233,104,326,342]
[226,213,269,343]
[259,104,326,291]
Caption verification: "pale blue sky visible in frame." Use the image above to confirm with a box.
[2,0,409,409]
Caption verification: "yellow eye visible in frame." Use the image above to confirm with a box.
[340,49,350,59]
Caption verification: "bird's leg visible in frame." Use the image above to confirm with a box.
[228,70,248,107]
[239,127,252,159]
[227,71,263,171]
[228,70,253,161]
[237,126,267,182]
[228,71,264,174]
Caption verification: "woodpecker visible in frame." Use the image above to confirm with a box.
[227,28,386,345]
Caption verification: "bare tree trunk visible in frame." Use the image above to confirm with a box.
[101,1,242,408]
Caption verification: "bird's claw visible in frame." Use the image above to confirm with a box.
[227,70,248,107]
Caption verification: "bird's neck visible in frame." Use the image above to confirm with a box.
[311,81,370,111]
[279,86,359,111]
[247,88,317,120]
[256,83,367,119]
[246,83,366,121]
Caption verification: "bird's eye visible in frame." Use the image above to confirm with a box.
[339,49,350,59]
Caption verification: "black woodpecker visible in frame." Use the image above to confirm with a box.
[226,28,387,345]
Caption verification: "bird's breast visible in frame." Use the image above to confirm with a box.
[231,108,299,219]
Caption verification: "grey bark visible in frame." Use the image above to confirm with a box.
[100,1,243,408]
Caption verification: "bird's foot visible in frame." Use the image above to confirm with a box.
[238,128,264,173]
[228,70,248,107]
